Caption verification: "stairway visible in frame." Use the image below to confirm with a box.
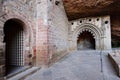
[7,67,40,80]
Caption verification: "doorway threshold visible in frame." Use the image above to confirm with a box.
[6,66,31,78]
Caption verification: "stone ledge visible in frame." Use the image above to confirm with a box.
[108,53,120,77]
[7,67,40,80]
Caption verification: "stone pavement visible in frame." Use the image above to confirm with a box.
[24,50,120,80]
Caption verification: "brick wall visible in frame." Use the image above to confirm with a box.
[35,0,69,66]
[0,0,70,69]
[36,0,49,66]
[47,0,69,65]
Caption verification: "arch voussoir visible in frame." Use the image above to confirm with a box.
[71,23,102,50]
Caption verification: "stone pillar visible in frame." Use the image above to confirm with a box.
[102,16,111,50]
[95,38,101,50]
[36,0,49,66]
[0,27,5,78]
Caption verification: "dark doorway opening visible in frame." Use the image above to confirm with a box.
[112,41,120,48]
[77,31,95,50]
[4,19,25,76]
[112,35,120,48]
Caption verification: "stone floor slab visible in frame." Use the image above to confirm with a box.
[24,50,120,80]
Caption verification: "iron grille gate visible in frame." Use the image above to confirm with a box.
[6,26,24,66]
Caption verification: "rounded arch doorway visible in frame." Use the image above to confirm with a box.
[4,18,25,75]
[77,31,95,50]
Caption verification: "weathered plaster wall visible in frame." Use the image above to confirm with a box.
[47,0,69,64]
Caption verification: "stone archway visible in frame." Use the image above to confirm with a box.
[0,12,35,77]
[77,31,95,50]
[69,16,111,51]
[72,23,102,50]
[4,18,26,75]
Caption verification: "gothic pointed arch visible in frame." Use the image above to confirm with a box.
[73,23,102,40]
[71,23,103,50]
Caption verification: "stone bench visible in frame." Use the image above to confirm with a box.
[108,53,120,77]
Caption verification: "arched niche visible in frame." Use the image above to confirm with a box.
[3,18,34,75]
[72,23,102,50]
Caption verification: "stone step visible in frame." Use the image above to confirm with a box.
[108,53,120,77]
[7,67,40,80]
[6,66,31,79]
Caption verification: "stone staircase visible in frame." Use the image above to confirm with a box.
[108,52,120,77]
[6,67,40,80]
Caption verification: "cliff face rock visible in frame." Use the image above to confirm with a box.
[63,0,120,47]
[111,16,120,47]
[63,0,120,20]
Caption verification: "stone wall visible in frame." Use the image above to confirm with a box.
[0,0,69,69]
[3,0,36,66]
[69,16,111,50]
[0,1,6,79]
[47,0,69,65]
[3,0,35,19]
[33,0,69,66]
[36,0,49,66]
[0,0,36,78]
[0,0,119,79]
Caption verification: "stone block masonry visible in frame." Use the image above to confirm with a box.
[36,0,69,66]
[0,0,36,78]
[47,0,69,65]
[36,0,49,66]
[108,52,120,77]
